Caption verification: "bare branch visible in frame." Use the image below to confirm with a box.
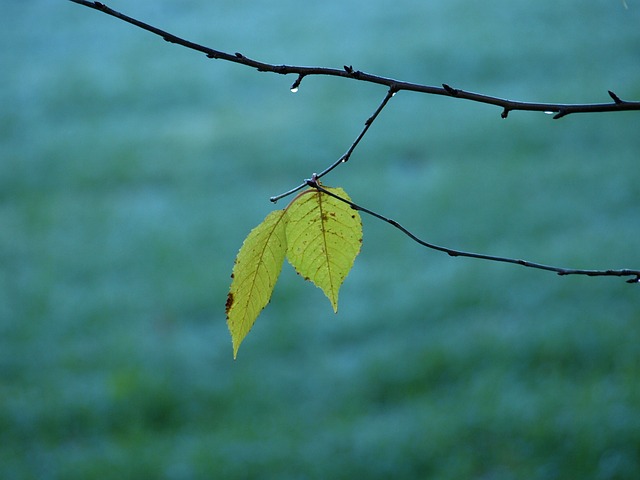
[270,88,397,203]
[67,0,640,118]
[306,180,640,284]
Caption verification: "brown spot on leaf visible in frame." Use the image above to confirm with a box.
[225,292,234,314]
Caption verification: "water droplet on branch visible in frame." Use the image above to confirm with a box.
[290,74,304,94]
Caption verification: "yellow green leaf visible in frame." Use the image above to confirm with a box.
[285,187,362,312]
[226,209,287,358]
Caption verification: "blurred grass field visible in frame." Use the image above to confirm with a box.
[2,0,640,478]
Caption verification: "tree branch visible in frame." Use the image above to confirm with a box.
[69,0,640,284]
[68,0,640,119]
[306,179,640,284]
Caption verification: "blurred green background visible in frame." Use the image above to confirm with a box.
[2,1,640,478]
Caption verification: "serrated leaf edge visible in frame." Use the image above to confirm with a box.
[226,209,287,358]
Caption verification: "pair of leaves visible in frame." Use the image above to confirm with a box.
[226,186,362,358]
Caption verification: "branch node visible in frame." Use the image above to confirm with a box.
[608,90,623,104]
[442,83,459,96]
[501,108,510,119]
[553,110,567,120]
[626,275,640,284]
[343,65,362,79]
[305,173,320,188]
[93,2,107,10]
[234,52,244,59]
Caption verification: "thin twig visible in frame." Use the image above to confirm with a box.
[68,0,640,119]
[306,180,640,284]
[270,88,397,203]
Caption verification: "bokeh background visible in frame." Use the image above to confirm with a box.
[2,1,640,478]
